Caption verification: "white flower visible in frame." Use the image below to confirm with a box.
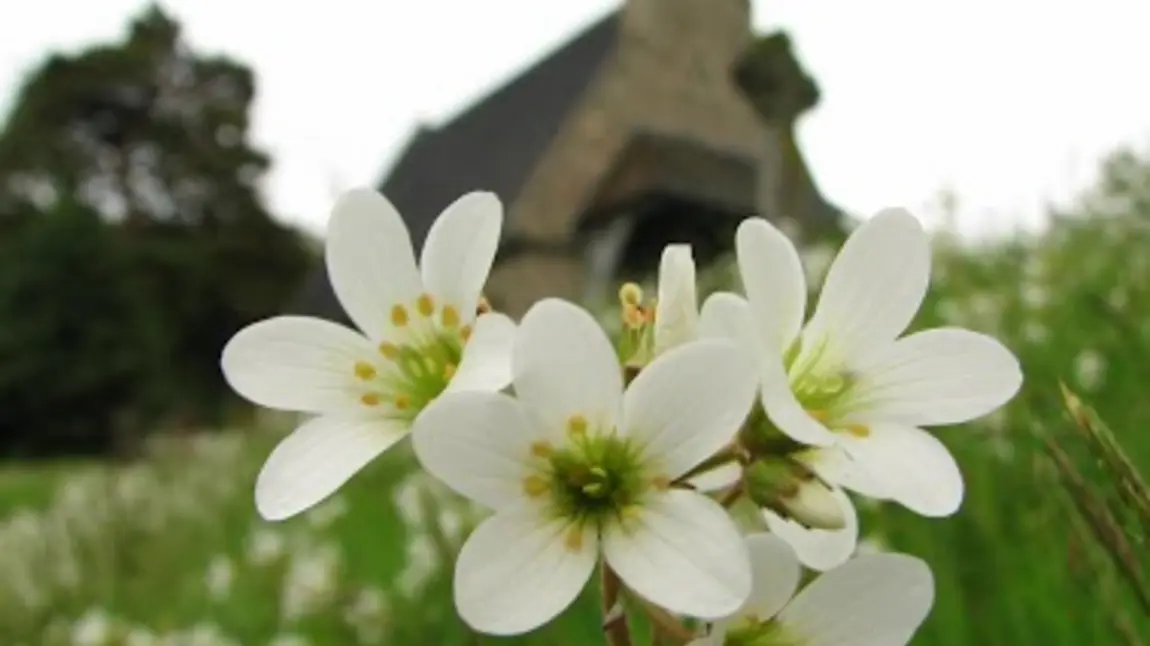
[412,298,758,635]
[653,244,699,356]
[691,533,933,646]
[221,189,516,520]
[702,212,1022,566]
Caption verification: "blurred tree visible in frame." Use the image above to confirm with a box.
[0,201,167,457]
[0,5,313,453]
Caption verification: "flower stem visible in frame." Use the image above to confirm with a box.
[601,561,633,646]
[720,481,744,508]
[627,591,696,644]
[674,444,740,484]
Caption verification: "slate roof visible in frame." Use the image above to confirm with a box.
[289,11,620,325]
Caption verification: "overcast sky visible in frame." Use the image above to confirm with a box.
[2,0,1148,238]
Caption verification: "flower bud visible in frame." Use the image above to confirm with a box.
[744,457,847,531]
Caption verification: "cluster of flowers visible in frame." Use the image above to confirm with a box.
[222,188,1022,644]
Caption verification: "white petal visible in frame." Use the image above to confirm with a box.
[760,352,838,447]
[255,413,405,521]
[221,316,372,413]
[735,218,807,353]
[762,487,858,571]
[603,489,751,619]
[779,553,934,646]
[325,189,422,341]
[446,312,516,394]
[622,340,756,479]
[654,244,700,355]
[740,533,801,621]
[840,424,963,517]
[847,328,1023,427]
[688,463,742,492]
[798,446,891,501]
[513,299,623,434]
[802,208,929,365]
[699,292,759,354]
[420,192,503,321]
[411,391,537,509]
[454,503,597,636]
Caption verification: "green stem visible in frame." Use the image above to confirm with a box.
[675,444,741,485]
[601,562,633,646]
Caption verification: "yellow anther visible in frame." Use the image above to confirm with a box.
[443,363,457,381]
[394,394,411,410]
[651,476,671,491]
[378,342,401,360]
[360,393,382,407]
[441,305,460,328]
[523,475,549,498]
[476,296,492,315]
[618,282,643,307]
[460,325,473,343]
[353,361,377,381]
[530,441,554,459]
[643,301,656,323]
[844,424,871,438]
[806,409,830,422]
[564,525,585,552]
[390,304,409,327]
[566,414,588,437]
[417,293,435,317]
[622,303,645,329]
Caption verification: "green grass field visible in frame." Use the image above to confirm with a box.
[3,155,1150,645]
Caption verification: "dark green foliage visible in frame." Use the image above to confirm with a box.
[0,202,167,456]
[0,5,314,455]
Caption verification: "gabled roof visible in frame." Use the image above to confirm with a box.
[381,11,620,247]
[289,11,620,325]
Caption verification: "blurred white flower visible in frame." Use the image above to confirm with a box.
[71,608,113,646]
[248,527,286,566]
[1074,349,1106,391]
[691,534,933,646]
[281,541,341,622]
[221,189,515,521]
[305,496,348,531]
[204,554,234,601]
[413,299,757,635]
[396,532,441,599]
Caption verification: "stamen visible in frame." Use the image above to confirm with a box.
[476,296,492,315]
[390,304,409,327]
[394,394,410,410]
[806,409,830,422]
[618,282,643,307]
[417,293,435,317]
[564,525,585,552]
[378,342,401,360]
[622,304,645,329]
[460,325,472,343]
[353,361,377,380]
[651,476,671,491]
[567,414,588,437]
[443,363,457,380]
[530,441,554,458]
[441,305,460,328]
[844,424,870,438]
[523,475,549,498]
[360,393,382,407]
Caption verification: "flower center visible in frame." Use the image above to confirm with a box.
[723,616,801,646]
[784,336,859,430]
[527,417,651,530]
[351,293,472,423]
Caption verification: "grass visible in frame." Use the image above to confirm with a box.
[3,149,1150,645]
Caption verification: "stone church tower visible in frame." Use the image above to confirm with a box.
[294,0,840,321]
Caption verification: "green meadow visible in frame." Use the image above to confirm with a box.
[2,150,1149,646]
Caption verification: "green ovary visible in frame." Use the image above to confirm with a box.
[545,432,647,527]
[724,617,802,646]
[362,327,466,424]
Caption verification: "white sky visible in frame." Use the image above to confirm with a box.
[2,1,1148,239]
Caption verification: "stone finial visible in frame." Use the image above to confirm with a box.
[733,32,820,124]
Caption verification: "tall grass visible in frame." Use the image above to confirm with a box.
[2,149,1149,645]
